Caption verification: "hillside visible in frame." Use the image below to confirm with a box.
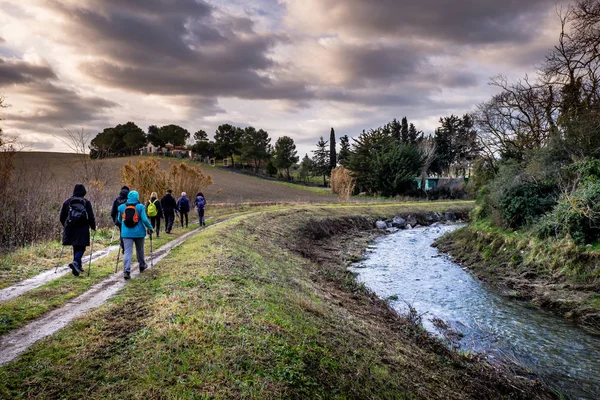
[13,152,336,204]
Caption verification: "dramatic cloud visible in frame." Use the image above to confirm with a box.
[0,0,570,153]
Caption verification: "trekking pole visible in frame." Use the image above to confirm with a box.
[88,230,96,277]
[150,231,154,268]
[54,245,65,274]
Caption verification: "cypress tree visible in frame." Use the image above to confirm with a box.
[329,127,337,171]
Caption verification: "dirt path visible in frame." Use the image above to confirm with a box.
[0,224,211,366]
[0,245,119,304]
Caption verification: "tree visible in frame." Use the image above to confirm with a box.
[240,126,271,173]
[159,124,190,147]
[273,136,299,180]
[401,117,409,143]
[372,143,423,196]
[345,128,392,193]
[390,119,402,142]
[194,130,208,142]
[338,135,351,166]
[312,136,330,187]
[329,127,337,172]
[299,153,314,184]
[266,159,278,177]
[432,115,461,175]
[121,122,147,154]
[214,124,243,167]
[146,124,190,149]
[408,123,423,144]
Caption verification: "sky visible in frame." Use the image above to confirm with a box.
[0,0,568,156]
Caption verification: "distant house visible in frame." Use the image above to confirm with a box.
[140,143,191,158]
[416,177,469,191]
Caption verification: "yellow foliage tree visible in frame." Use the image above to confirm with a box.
[169,162,213,199]
[330,166,355,203]
[120,159,171,203]
[120,160,213,204]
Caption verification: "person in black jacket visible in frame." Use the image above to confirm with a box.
[161,189,177,234]
[110,186,129,249]
[59,184,96,276]
[146,191,164,237]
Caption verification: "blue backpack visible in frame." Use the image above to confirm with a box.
[195,196,206,209]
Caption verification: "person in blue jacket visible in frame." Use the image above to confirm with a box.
[117,190,154,280]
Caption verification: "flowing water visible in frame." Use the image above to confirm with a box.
[349,224,600,400]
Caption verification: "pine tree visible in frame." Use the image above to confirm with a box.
[338,135,351,166]
[312,136,330,187]
[329,127,337,171]
[401,117,409,143]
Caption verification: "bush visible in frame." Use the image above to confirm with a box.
[330,166,355,202]
[537,181,600,245]
[498,182,556,228]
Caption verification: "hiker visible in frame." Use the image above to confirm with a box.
[195,192,207,226]
[146,191,164,238]
[177,191,190,228]
[110,186,129,249]
[161,189,177,234]
[59,184,96,277]
[117,190,153,280]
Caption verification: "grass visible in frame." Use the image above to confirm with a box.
[0,201,552,399]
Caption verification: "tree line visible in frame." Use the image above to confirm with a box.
[471,0,600,244]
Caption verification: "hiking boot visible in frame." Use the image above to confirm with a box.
[139,265,147,273]
[76,262,85,274]
[124,271,131,280]
[68,262,80,277]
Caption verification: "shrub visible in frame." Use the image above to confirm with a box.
[537,181,600,245]
[330,166,355,202]
[498,182,556,228]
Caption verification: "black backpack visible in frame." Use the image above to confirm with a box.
[122,205,140,228]
[67,198,88,227]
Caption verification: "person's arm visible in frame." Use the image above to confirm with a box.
[86,200,97,231]
[110,199,118,223]
[117,204,123,225]
[59,200,68,226]
[157,201,164,218]
[138,205,153,231]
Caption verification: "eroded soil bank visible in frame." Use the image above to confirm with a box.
[435,226,600,334]
[0,203,553,399]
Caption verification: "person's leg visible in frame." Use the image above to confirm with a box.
[184,212,188,228]
[199,208,205,226]
[135,237,147,272]
[123,238,134,279]
[118,226,124,250]
[73,245,86,272]
[150,216,157,230]
[167,212,174,232]
[156,217,161,237]
[179,211,184,227]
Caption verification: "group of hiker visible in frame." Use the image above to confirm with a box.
[60,184,207,280]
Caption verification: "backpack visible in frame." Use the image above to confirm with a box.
[67,198,88,227]
[195,196,206,209]
[147,200,158,217]
[122,205,140,228]
[179,197,190,212]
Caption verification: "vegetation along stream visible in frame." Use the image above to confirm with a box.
[349,224,600,400]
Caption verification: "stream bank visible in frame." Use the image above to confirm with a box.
[435,225,600,333]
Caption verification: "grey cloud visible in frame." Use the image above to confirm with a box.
[289,0,563,45]
[0,58,57,86]
[48,0,309,101]
[0,37,5,43]
[6,81,117,126]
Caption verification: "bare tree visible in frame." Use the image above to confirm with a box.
[418,136,436,193]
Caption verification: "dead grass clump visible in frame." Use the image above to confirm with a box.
[330,166,355,202]
[121,159,170,202]
[121,160,213,203]
[168,162,213,199]
[300,216,373,241]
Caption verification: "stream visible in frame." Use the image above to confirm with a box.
[348,224,600,400]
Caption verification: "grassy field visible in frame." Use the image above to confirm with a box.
[0,202,554,399]
[13,152,338,204]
